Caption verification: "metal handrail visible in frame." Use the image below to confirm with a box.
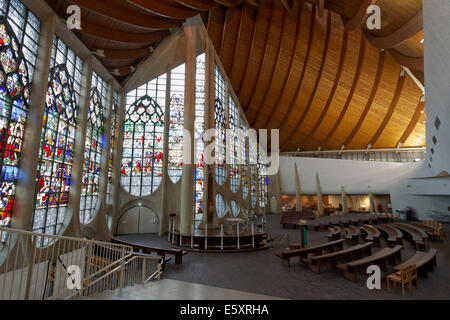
[0,227,161,300]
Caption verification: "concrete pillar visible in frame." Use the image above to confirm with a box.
[179,22,196,234]
[316,172,324,215]
[13,14,56,231]
[295,162,302,212]
[69,55,93,236]
[159,67,171,236]
[112,91,125,235]
[200,39,214,228]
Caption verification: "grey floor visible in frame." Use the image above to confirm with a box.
[117,214,450,300]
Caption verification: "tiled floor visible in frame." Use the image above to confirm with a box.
[78,279,287,300]
[117,214,450,300]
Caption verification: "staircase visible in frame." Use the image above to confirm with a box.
[0,227,163,300]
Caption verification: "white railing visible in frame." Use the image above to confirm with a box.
[0,227,162,300]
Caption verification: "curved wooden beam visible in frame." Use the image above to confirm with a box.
[215,0,244,6]
[124,0,199,19]
[282,11,332,151]
[367,70,406,148]
[397,95,425,147]
[174,0,219,11]
[389,49,424,72]
[80,21,170,44]
[319,33,366,149]
[237,4,260,95]
[227,5,245,75]
[69,0,182,30]
[279,0,294,10]
[299,29,349,149]
[244,0,275,112]
[343,0,376,31]
[342,50,386,148]
[364,11,423,49]
[218,7,229,56]
[94,47,153,60]
[275,5,316,130]
[111,65,136,77]
[251,8,287,126]
[318,0,324,18]
[230,3,247,80]
[262,3,302,130]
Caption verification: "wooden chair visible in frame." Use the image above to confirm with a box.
[415,237,429,251]
[387,265,418,296]
[429,226,443,241]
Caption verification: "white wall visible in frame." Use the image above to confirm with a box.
[279,157,450,220]
[423,0,450,175]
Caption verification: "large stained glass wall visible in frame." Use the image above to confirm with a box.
[0,0,40,227]
[168,63,185,184]
[229,95,240,193]
[106,91,119,204]
[194,54,205,228]
[32,36,82,235]
[241,118,248,200]
[258,153,269,209]
[121,74,166,196]
[80,72,108,225]
[214,64,226,185]
[249,138,257,208]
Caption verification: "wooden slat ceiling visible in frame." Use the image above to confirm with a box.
[45,0,425,152]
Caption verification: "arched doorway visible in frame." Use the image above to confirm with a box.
[117,205,160,235]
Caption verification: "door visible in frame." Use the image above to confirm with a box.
[117,206,160,235]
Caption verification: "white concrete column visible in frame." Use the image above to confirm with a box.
[295,162,302,211]
[159,67,171,236]
[13,14,56,231]
[68,55,93,236]
[180,22,196,234]
[111,91,125,234]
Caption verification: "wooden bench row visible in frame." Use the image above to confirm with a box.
[304,242,375,274]
[277,239,345,268]
[337,245,403,282]
[280,211,316,228]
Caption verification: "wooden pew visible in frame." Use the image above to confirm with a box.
[392,223,428,250]
[410,222,435,233]
[375,224,403,247]
[110,237,186,266]
[276,238,345,267]
[393,249,437,278]
[304,242,374,274]
[337,245,403,282]
[360,224,381,247]
[280,211,316,228]
[327,226,342,241]
[344,225,360,244]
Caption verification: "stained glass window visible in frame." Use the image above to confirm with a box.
[229,95,240,193]
[216,193,226,218]
[80,72,108,224]
[214,64,226,185]
[32,36,82,237]
[250,138,257,208]
[194,54,205,229]
[231,200,240,217]
[0,1,40,227]
[241,118,249,199]
[121,75,165,196]
[168,63,184,184]
[258,153,269,208]
[106,91,119,205]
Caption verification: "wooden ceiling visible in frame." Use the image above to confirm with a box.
[44,0,425,152]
